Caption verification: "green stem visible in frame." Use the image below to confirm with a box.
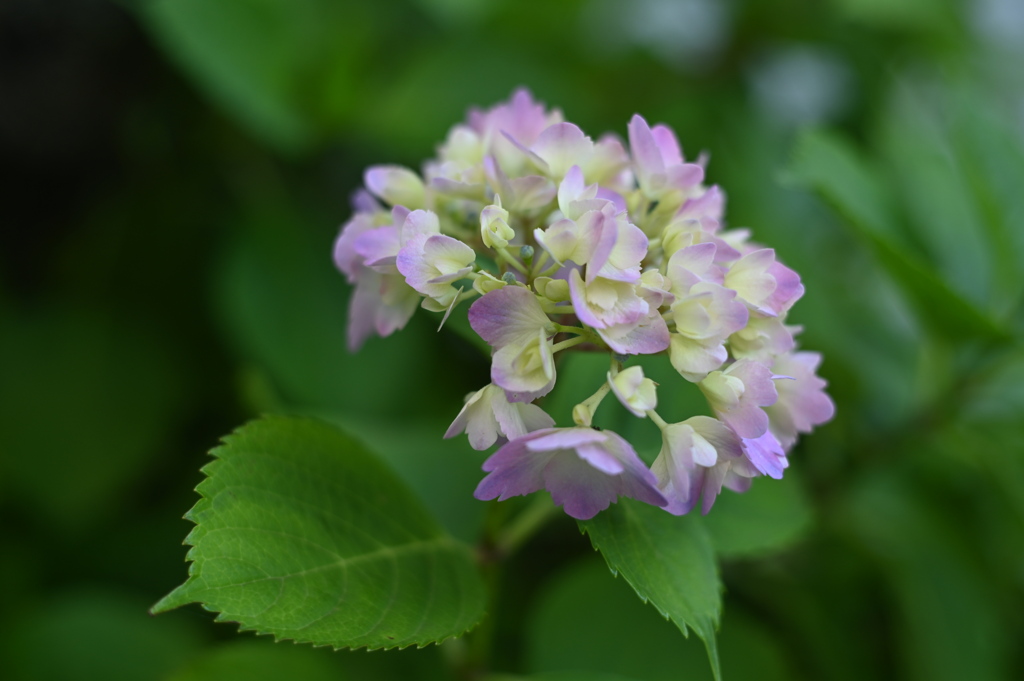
[462,500,508,679]
[647,409,669,430]
[495,247,528,275]
[573,378,612,427]
[551,336,586,353]
[496,495,558,557]
[536,262,562,279]
[540,300,572,315]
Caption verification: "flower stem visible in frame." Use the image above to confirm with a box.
[540,300,572,315]
[496,495,558,557]
[551,335,586,353]
[536,262,562,279]
[530,250,551,278]
[573,377,612,426]
[647,409,669,430]
[495,247,528,275]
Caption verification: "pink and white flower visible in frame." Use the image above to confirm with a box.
[608,366,658,417]
[651,415,753,515]
[767,352,835,449]
[474,427,667,520]
[445,384,555,451]
[333,89,835,519]
[699,359,779,438]
[628,114,704,205]
[469,286,557,402]
[724,249,804,317]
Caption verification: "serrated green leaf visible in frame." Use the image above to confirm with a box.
[153,415,486,650]
[700,471,813,559]
[579,500,722,681]
[526,557,715,681]
[788,128,1008,344]
[327,415,486,543]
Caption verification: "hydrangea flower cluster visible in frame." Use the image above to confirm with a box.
[334,90,834,520]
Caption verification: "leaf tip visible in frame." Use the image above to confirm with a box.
[150,583,194,615]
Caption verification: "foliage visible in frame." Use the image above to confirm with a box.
[3,0,1024,680]
[153,416,486,649]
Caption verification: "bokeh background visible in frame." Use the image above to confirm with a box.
[2,0,1023,679]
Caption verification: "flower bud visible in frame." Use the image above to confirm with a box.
[473,271,506,295]
[534,276,571,302]
[572,402,594,427]
[700,370,745,410]
[364,165,426,209]
[481,200,514,249]
[609,366,658,417]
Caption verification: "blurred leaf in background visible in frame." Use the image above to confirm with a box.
[2,0,1024,679]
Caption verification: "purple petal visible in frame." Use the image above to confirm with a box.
[346,270,418,351]
[500,130,548,170]
[651,124,683,166]
[364,165,425,208]
[582,211,617,283]
[333,214,375,281]
[353,226,399,270]
[596,187,628,213]
[729,359,779,408]
[599,313,671,355]
[532,122,593,178]
[765,260,804,314]
[700,464,729,515]
[474,437,553,501]
[475,428,666,520]
[628,114,665,179]
[351,189,380,214]
[469,286,551,348]
[742,431,788,479]
[679,186,725,223]
[528,427,606,451]
[508,175,557,212]
[666,163,704,190]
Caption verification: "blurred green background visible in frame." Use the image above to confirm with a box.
[2,0,1023,679]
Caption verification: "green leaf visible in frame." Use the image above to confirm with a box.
[526,557,796,681]
[579,500,722,680]
[841,471,1008,681]
[700,471,813,559]
[153,416,486,649]
[949,84,1024,317]
[526,557,716,681]
[788,128,1008,344]
[327,415,487,543]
